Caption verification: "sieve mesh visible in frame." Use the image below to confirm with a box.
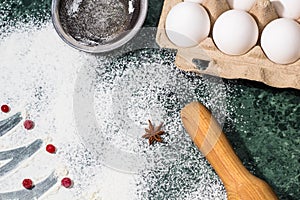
[59,0,136,46]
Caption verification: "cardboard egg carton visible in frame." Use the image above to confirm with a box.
[156,0,300,89]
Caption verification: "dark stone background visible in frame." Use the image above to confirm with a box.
[0,0,299,199]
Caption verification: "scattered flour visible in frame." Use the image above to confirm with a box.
[0,20,227,199]
[0,22,137,200]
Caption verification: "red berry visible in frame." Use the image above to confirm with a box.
[24,120,35,130]
[22,179,33,189]
[46,144,56,153]
[1,105,10,113]
[61,177,72,188]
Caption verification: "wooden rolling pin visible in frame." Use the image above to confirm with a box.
[180,102,278,200]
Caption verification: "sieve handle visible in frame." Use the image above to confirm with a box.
[180,102,278,200]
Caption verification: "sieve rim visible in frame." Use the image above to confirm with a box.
[51,0,148,53]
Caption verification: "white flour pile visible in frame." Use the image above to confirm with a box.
[0,22,136,200]
[0,20,227,199]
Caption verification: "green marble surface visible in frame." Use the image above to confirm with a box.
[0,0,299,199]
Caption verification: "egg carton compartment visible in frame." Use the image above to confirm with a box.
[156,0,300,89]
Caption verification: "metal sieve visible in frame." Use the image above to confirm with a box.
[51,0,148,53]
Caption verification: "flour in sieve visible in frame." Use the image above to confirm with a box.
[59,0,133,46]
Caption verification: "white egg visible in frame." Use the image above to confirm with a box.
[212,10,259,55]
[270,0,300,19]
[261,18,300,65]
[184,0,204,3]
[227,0,256,11]
[165,2,210,48]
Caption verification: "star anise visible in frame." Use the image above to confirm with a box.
[142,120,165,145]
